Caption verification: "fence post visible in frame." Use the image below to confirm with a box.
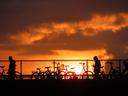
[119,59,122,73]
[86,60,89,79]
[53,60,56,72]
[20,60,23,80]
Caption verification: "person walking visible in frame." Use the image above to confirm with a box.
[93,56,101,79]
[8,56,16,80]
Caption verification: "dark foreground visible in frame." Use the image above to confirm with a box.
[0,80,128,96]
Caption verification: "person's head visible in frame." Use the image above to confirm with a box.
[9,56,13,61]
[93,56,98,61]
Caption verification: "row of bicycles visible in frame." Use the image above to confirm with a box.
[31,62,100,80]
[31,61,128,80]
[31,66,88,80]
[1,61,128,80]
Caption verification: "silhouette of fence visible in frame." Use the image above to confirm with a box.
[0,59,128,80]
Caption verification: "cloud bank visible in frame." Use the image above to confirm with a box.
[0,0,128,59]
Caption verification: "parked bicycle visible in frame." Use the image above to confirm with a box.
[107,61,122,79]
[59,65,77,79]
[43,66,56,80]
[52,62,77,79]
[31,68,44,80]
[52,62,63,79]
[54,66,63,79]
[0,66,8,80]
[80,63,93,79]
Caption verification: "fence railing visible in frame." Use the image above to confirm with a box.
[0,59,128,80]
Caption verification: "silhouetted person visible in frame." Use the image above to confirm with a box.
[93,56,101,79]
[8,56,16,80]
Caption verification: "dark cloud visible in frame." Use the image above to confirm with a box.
[0,0,128,34]
[0,31,105,55]
[105,27,128,59]
[1,0,128,58]
[10,27,128,59]
[1,26,128,59]
[0,31,95,52]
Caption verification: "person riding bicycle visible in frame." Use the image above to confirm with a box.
[93,56,101,79]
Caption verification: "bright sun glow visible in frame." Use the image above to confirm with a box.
[11,48,113,75]
[74,66,82,74]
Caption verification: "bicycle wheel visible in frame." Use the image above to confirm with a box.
[59,71,66,79]
[98,71,108,79]
[43,71,55,80]
[31,72,42,80]
[110,70,122,79]
[66,71,77,79]
[1,70,8,80]
[54,72,63,80]
[15,71,22,80]
[82,71,93,79]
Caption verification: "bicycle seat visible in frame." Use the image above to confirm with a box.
[37,68,41,70]
[45,66,52,69]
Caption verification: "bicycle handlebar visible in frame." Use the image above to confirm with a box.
[106,61,113,64]
[45,66,52,69]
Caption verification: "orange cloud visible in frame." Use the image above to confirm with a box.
[86,13,128,32]
[10,13,128,45]
[10,31,43,45]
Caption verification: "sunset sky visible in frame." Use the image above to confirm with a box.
[1,0,128,60]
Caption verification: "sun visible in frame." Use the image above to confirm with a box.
[74,66,82,74]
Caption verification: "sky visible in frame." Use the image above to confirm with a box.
[0,0,128,60]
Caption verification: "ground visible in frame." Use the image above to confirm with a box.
[0,79,128,96]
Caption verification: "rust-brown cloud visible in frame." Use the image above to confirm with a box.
[0,0,128,59]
